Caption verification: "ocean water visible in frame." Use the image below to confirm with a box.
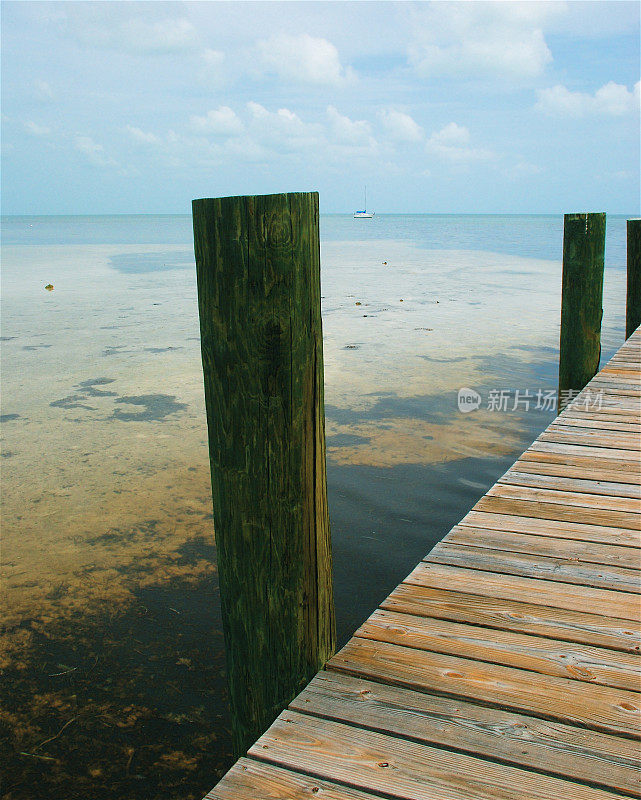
[0,213,630,799]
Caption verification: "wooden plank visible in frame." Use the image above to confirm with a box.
[569,399,641,412]
[460,508,640,545]
[584,390,640,401]
[578,386,639,395]
[606,359,641,367]
[459,510,641,546]
[571,403,641,415]
[487,483,641,513]
[427,542,641,593]
[548,419,641,437]
[588,384,641,396]
[580,377,641,389]
[541,428,641,451]
[552,416,641,432]
[474,495,641,530]
[381,583,641,653]
[356,609,641,690]
[558,409,641,423]
[563,407,641,419]
[578,377,641,388]
[205,758,382,799]
[589,373,641,383]
[558,404,641,417]
[290,672,641,796]
[528,440,641,461]
[584,381,641,394]
[328,638,641,738]
[545,418,641,435]
[597,357,640,365]
[519,448,641,479]
[249,710,627,800]
[446,525,641,569]
[593,363,641,372]
[569,384,640,395]
[405,561,641,621]
[502,463,641,494]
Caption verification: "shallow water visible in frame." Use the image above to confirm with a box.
[0,214,629,798]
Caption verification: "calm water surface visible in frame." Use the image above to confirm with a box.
[0,214,629,798]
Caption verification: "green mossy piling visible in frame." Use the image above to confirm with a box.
[558,213,606,412]
[192,192,335,757]
[626,219,641,340]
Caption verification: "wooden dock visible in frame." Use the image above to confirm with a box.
[204,329,641,800]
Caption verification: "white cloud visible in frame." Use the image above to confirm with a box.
[327,106,375,148]
[431,122,470,147]
[247,102,322,153]
[238,103,377,159]
[602,170,634,181]
[190,107,244,136]
[197,49,227,88]
[504,161,543,180]
[409,2,557,79]
[127,126,161,145]
[68,11,198,55]
[536,81,641,117]
[119,102,380,168]
[202,48,224,69]
[24,121,51,137]
[595,81,641,115]
[536,84,585,116]
[33,80,55,101]
[74,136,117,167]
[379,109,424,142]
[425,123,494,163]
[254,33,352,85]
[122,18,197,54]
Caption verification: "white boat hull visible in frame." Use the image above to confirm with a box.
[353,212,374,218]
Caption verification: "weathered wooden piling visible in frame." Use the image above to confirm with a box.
[558,212,606,412]
[192,192,335,757]
[626,219,641,339]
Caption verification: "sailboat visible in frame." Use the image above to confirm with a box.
[353,186,374,218]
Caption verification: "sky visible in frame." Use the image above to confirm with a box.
[1,0,639,214]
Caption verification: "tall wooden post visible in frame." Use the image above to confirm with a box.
[626,219,641,339]
[558,213,606,413]
[192,192,335,757]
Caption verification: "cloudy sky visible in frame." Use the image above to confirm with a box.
[2,1,639,214]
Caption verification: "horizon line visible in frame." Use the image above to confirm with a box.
[2,210,638,218]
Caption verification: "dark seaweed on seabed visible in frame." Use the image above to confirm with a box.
[1,571,233,800]
[111,395,187,422]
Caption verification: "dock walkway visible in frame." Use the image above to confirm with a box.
[205,329,641,800]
